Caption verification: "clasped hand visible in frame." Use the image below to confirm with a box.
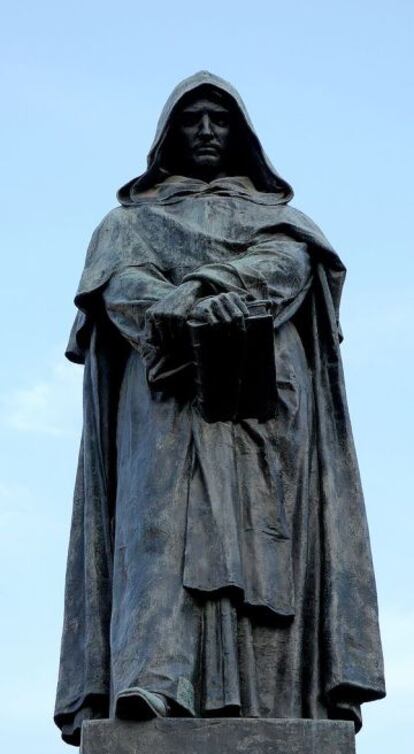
[191,291,251,326]
[146,282,251,343]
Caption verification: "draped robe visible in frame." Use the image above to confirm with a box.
[54,72,385,747]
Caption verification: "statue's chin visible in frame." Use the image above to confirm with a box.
[185,156,226,182]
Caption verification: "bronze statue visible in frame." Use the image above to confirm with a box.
[54,71,385,747]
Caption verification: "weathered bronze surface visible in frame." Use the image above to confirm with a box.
[54,71,385,747]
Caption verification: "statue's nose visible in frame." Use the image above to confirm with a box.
[199,114,213,136]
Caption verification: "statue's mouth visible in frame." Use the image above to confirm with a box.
[195,144,220,155]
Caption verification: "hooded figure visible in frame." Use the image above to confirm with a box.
[55,71,385,746]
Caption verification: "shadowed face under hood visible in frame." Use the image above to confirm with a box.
[117,71,294,206]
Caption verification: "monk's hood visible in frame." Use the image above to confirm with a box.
[117,71,294,206]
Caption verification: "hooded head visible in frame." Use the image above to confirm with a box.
[118,71,294,205]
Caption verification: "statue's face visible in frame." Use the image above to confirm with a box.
[174,94,232,181]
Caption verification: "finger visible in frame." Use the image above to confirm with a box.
[236,295,251,317]
[191,303,210,321]
[211,297,232,323]
[190,308,206,322]
[205,302,220,325]
[218,294,249,323]
[191,304,217,325]
[229,292,250,316]
[221,293,248,320]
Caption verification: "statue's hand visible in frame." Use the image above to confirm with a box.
[146,280,202,341]
[191,292,250,326]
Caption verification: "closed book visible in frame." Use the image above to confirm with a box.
[188,301,277,423]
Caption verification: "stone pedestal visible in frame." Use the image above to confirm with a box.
[81,718,355,754]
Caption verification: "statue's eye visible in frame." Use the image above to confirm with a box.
[180,113,199,127]
[212,114,229,127]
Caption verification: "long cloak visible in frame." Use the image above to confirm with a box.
[55,72,385,746]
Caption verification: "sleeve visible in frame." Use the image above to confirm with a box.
[102,263,175,350]
[183,238,313,328]
[102,263,192,386]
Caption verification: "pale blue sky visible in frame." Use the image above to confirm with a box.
[1,1,413,752]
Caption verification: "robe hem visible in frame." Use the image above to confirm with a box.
[184,583,295,620]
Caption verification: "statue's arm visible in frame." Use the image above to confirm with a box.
[182,239,312,323]
[102,263,175,349]
[102,264,204,384]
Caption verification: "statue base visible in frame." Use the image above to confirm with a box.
[80,718,355,754]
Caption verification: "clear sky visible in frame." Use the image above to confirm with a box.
[1,1,413,752]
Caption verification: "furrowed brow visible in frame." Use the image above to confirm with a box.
[181,103,229,115]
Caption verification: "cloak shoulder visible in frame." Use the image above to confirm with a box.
[278,206,346,323]
[75,206,139,308]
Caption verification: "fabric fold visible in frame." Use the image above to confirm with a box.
[184,411,295,619]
